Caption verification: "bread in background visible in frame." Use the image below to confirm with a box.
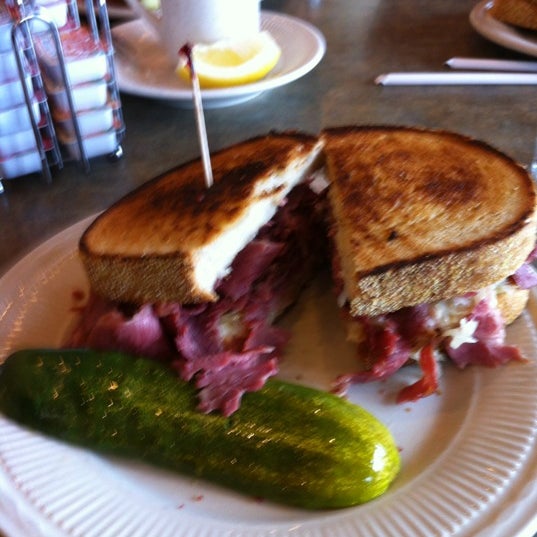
[489,0,537,31]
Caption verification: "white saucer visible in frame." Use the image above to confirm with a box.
[470,0,537,57]
[110,11,326,108]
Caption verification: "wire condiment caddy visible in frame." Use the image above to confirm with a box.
[0,0,125,192]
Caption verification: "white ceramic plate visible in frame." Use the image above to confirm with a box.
[470,0,537,57]
[2,218,537,537]
[110,11,326,108]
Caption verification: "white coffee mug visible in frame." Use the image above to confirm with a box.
[123,0,262,64]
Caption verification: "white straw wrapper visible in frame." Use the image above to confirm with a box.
[375,72,537,86]
[446,57,537,72]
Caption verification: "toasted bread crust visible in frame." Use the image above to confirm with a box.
[80,131,323,305]
[489,0,537,31]
[322,126,537,317]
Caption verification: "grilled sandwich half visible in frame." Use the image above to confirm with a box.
[71,131,326,415]
[322,125,537,401]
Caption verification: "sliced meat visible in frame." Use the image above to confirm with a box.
[65,182,327,415]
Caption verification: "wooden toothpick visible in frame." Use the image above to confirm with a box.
[179,43,213,189]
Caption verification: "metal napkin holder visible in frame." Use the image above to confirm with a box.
[0,0,125,192]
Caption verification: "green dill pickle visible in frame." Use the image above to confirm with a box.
[0,349,400,509]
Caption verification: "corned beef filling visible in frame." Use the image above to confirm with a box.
[334,247,537,403]
[67,183,327,416]
[68,174,537,414]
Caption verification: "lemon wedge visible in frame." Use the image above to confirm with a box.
[177,31,281,88]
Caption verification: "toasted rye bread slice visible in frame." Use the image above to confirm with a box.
[321,126,537,317]
[489,0,537,31]
[80,131,323,305]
